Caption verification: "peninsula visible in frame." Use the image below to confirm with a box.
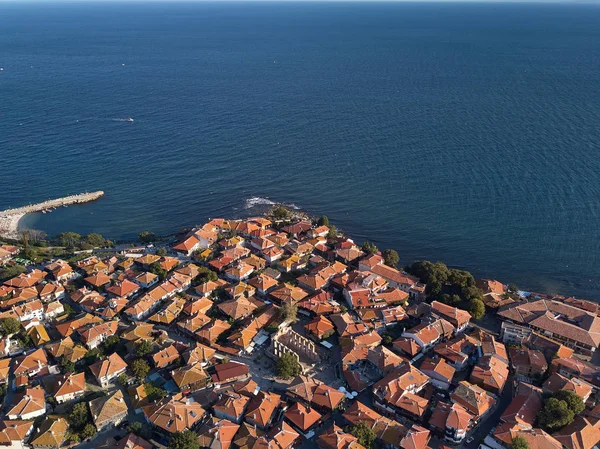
[0,191,104,240]
[0,206,597,449]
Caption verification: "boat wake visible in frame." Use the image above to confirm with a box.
[112,118,134,122]
[244,197,300,210]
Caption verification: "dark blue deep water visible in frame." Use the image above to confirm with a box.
[1,1,599,298]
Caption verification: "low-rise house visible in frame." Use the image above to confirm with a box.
[106,433,153,449]
[318,424,366,449]
[143,393,205,434]
[0,419,34,448]
[450,381,495,423]
[343,401,408,449]
[400,426,431,449]
[196,319,231,345]
[469,354,509,395]
[402,320,454,350]
[233,422,264,449]
[543,372,593,402]
[90,389,129,431]
[29,415,68,449]
[245,391,281,430]
[509,347,548,377]
[551,357,600,385]
[429,401,474,444]
[134,272,159,289]
[46,372,86,403]
[89,352,128,387]
[304,315,335,340]
[218,297,258,321]
[499,383,543,430]
[182,343,217,367]
[286,375,345,412]
[261,421,300,449]
[498,298,600,356]
[211,361,250,385]
[431,301,471,332]
[420,357,456,390]
[106,278,140,298]
[554,416,600,449]
[152,344,180,369]
[45,259,76,282]
[372,364,430,418]
[7,388,46,420]
[247,273,279,296]
[214,392,250,423]
[197,417,240,449]
[78,320,119,349]
[37,282,66,302]
[284,401,322,434]
[13,348,48,378]
[171,363,210,393]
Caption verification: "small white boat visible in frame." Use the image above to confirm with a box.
[126,118,134,122]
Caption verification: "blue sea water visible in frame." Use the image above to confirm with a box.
[0,1,599,298]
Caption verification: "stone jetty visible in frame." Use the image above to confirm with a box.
[0,191,104,239]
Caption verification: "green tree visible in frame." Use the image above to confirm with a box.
[85,233,106,247]
[57,232,82,249]
[131,359,150,381]
[327,225,337,240]
[511,436,530,449]
[361,241,378,255]
[276,353,301,380]
[102,335,120,353]
[59,357,75,374]
[81,424,97,440]
[553,390,585,415]
[139,231,157,244]
[156,247,167,256]
[169,430,201,449]
[1,317,20,335]
[317,216,329,226]
[469,298,486,320]
[538,397,575,430]
[118,373,129,386]
[69,402,90,431]
[144,383,167,402]
[150,262,167,281]
[281,301,298,323]
[196,267,218,284]
[84,348,103,365]
[0,265,26,282]
[507,283,519,293]
[347,422,376,449]
[136,340,154,357]
[382,249,399,267]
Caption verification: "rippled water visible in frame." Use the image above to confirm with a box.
[1,1,599,298]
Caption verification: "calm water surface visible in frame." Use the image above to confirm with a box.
[1,2,599,298]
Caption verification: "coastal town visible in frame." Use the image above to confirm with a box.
[0,206,598,449]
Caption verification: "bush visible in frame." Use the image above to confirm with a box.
[157,247,167,256]
[85,233,106,247]
[276,353,301,380]
[69,402,91,431]
[280,301,298,323]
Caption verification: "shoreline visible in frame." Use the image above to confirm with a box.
[0,191,104,240]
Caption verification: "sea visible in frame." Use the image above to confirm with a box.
[1,1,599,299]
